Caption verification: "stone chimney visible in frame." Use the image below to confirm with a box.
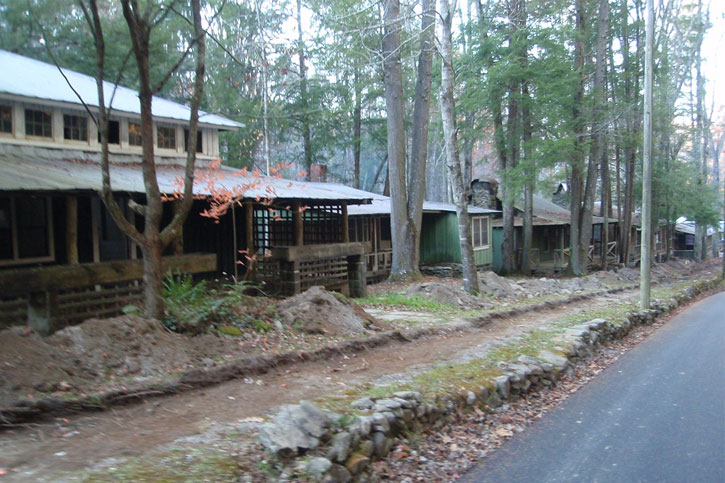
[310,164,327,182]
[470,179,498,209]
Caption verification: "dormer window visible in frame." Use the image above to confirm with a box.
[25,108,52,138]
[157,125,176,149]
[63,114,88,141]
[128,122,142,146]
[98,120,120,145]
[184,128,203,153]
[0,105,11,133]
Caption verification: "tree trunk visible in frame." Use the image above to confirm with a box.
[440,0,479,294]
[383,0,418,279]
[568,0,586,276]
[297,0,313,180]
[353,66,362,189]
[407,0,435,273]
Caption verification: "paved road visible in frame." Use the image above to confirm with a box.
[461,291,725,483]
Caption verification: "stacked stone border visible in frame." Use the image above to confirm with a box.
[0,280,712,427]
[258,277,723,482]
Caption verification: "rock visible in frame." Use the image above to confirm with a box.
[372,398,402,411]
[537,350,569,372]
[372,432,393,458]
[351,397,374,410]
[327,432,352,463]
[258,422,319,456]
[323,464,352,483]
[355,416,372,436]
[345,452,370,475]
[466,391,477,406]
[494,375,510,400]
[359,440,374,458]
[301,457,332,479]
[394,391,422,402]
[372,412,390,433]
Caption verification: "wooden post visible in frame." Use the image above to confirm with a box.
[245,202,256,279]
[28,290,60,336]
[293,201,304,246]
[172,200,184,256]
[66,196,79,264]
[347,254,367,298]
[342,202,350,243]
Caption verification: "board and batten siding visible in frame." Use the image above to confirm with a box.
[420,212,492,267]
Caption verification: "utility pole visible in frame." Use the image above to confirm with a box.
[640,0,654,309]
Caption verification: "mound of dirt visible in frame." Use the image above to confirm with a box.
[0,316,240,407]
[478,271,524,298]
[276,286,388,336]
[405,282,492,309]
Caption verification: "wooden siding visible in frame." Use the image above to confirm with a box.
[420,212,492,267]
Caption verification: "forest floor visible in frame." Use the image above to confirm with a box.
[0,259,721,481]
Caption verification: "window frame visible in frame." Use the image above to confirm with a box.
[63,113,89,142]
[0,195,55,266]
[157,125,177,150]
[471,216,489,250]
[128,121,143,146]
[0,104,12,135]
[24,108,53,138]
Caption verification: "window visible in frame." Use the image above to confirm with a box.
[63,114,88,141]
[472,216,489,249]
[98,120,120,144]
[184,128,203,153]
[157,125,176,149]
[0,196,54,264]
[128,122,142,146]
[0,105,12,133]
[25,109,52,137]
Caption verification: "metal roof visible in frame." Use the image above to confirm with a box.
[492,194,616,227]
[0,50,242,130]
[347,192,499,216]
[0,145,371,203]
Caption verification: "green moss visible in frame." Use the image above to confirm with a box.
[79,447,239,482]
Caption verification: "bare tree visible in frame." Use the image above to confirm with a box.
[81,0,207,319]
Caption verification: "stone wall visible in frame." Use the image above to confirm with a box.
[257,277,722,482]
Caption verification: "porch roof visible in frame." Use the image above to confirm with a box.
[0,145,372,204]
[492,195,616,227]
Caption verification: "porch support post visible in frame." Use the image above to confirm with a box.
[245,202,256,279]
[293,201,304,246]
[66,195,79,264]
[28,290,60,336]
[282,261,301,295]
[172,200,184,255]
[342,202,349,243]
[347,254,366,298]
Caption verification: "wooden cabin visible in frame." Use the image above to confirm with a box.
[347,193,498,282]
[0,50,371,332]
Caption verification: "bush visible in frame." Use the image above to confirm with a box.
[162,274,277,335]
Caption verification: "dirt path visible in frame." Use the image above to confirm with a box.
[0,289,636,481]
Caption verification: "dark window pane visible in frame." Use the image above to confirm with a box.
[98,120,120,144]
[184,128,203,153]
[0,105,12,133]
[25,109,52,137]
[63,114,88,141]
[16,197,49,258]
[0,198,12,259]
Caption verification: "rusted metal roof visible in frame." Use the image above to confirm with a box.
[0,145,371,203]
